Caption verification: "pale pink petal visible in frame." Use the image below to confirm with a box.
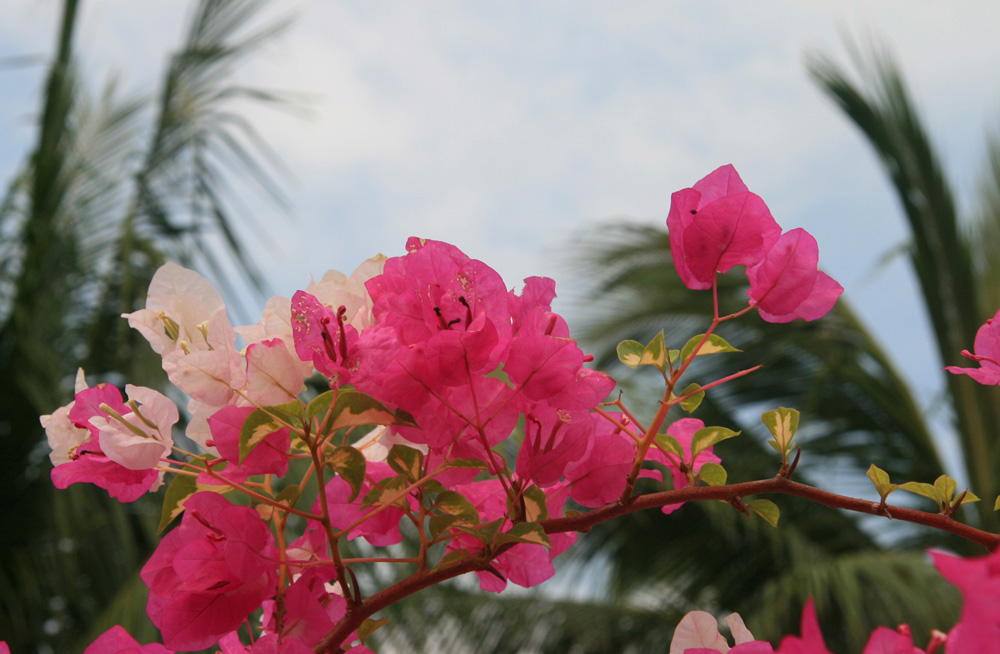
[669,611,730,654]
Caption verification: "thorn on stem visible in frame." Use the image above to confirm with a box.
[728,496,750,516]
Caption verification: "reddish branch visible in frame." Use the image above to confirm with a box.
[312,475,1000,652]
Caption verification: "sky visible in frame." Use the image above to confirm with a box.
[3,1,1000,474]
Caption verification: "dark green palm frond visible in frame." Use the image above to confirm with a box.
[374,583,684,654]
[971,136,1000,315]
[808,44,1000,530]
[0,1,296,651]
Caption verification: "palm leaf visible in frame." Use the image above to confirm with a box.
[808,42,1000,530]
[0,1,294,651]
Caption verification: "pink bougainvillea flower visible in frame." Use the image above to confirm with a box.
[643,417,721,514]
[774,599,834,654]
[260,574,347,648]
[516,406,593,488]
[82,625,172,654]
[141,492,278,651]
[206,405,290,481]
[860,626,926,654]
[291,290,360,386]
[944,309,1000,385]
[746,228,843,323]
[91,384,177,471]
[565,414,635,508]
[45,381,167,502]
[667,165,782,290]
[930,546,1000,652]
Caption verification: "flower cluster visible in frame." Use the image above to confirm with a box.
[29,165,1000,654]
[668,165,843,322]
[670,539,1000,653]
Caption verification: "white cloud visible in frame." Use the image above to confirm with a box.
[3,0,999,407]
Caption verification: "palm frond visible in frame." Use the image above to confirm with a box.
[808,42,1000,529]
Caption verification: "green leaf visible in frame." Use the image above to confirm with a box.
[616,339,644,369]
[748,499,780,527]
[430,490,480,538]
[239,400,303,462]
[447,458,490,470]
[690,426,740,460]
[158,458,230,533]
[358,618,390,646]
[654,433,684,460]
[327,389,418,434]
[362,476,411,510]
[900,481,942,507]
[521,485,549,522]
[456,518,505,545]
[158,472,197,534]
[994,495,1000,512]
[306,389,335,422]
[958,490,981,506]
[761,407,800,456]
[698,462,727,486]
[679,383,704,413]
[327,446,367,502]
[934,474,957,502]
[387,444,424,483]
[495,522,552,548]
[866,464,897,501]
[640,330,667,369]
[680,333,741,363]
[436,550,471,569]
[275,485,301,509]
[486,364,513,388]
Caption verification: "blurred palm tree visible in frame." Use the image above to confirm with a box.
[371,44,1000,653]
[0,0,290,651]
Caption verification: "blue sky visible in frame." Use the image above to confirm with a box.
[4,1,1000,470]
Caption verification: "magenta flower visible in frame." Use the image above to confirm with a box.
[82,626,172,654]
[945,309,1000,385]
[141,492,278,651]
[45,382,167,502]
[747,228,843,323]
[774,600,834,654]
[667,165,782,290]
[931,546,1000,651]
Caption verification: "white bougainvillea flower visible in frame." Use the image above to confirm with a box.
[304,255,386,331]
[42,369,91,466]
[670,611,769,654]
[124,262,226,356]
[353,426,428,463]
[95,385,178,471]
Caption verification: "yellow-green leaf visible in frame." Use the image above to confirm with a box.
[866,464,897,501]
[158,472,196,534]
[387,444,424,483]
[640,330,667,370]
[328,446,367,501]
[654,433,684,460]
[699,462,727,486]
[495,522,552,548]
[761,407,800,456]
[521,485,549,522]
[616,340,644,369]
[679,383,704,413]
[748,499,779,527]
[690,426,740,459]
[680,333,741,363]
[358,618,390,646]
